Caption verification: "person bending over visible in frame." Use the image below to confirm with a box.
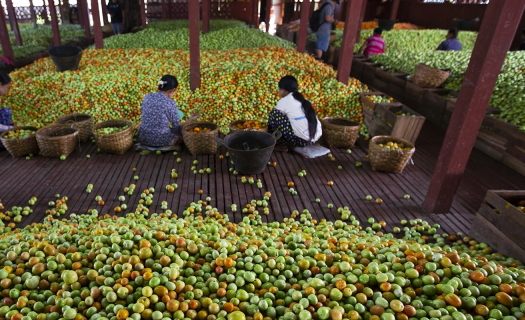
[359,27,386,58]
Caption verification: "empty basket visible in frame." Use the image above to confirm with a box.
[36,124,79,157]
[321,117,360,149]
[55,113,93,142]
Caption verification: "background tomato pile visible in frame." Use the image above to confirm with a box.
[3,47,368,134]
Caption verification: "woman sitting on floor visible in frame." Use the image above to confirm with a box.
[138,74,197,154]
[268,75,322,151]
[0,71,13,150]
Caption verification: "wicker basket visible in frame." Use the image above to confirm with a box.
[410,63,451,88]
[229,120,268,134]
[93,119,134,154]
[0,126,40,157]
[55,113,93,142]
[182,121,219,155]
[36,124,79,157]
[369,135,415,173]
[321,117,360,148]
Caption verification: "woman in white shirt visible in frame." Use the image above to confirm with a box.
[268,75,322,151]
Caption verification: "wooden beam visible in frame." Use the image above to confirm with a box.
[252,0,260,27]
[48,0,62,46]
[139,0,147,29]
[80,0,91,38]
[356,0,366,38]
[91,0,104,48]
[423,0,525,214]
[296,0,310,53]
[162,0,167,20]
[337,0,365,84]
[265,0,272,32]
[389,0,400,21]
[5,0,22,46]
[101,0,109,25]
[0,1,14,62]
[202,0,210,33]
[189,0,200,91]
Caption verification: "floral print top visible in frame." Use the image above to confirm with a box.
[138,92,181,147]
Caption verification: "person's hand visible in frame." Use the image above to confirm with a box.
[188,111,199,122]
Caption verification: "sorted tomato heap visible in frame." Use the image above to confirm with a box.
[0,199,523,320]
[96,126,129,135]
[232,120,267,130]
[2,129,35,139]
[187,127,212,133]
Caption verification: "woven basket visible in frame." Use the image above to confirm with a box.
[321,117,360,148]
[36,124,79,157]
[410,63,451,88]
[182,121,219,155]
[93,119,134,154]
[369,135,415,173]
[55,113,93,142]
[0,126,40,157]
[229,120,268,134]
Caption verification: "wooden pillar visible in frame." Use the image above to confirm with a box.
[48,0,61,46]
[356,0,366,38]
[139,0,147,29]
[202,0,210,33]
[79,0,91,37]
[296,0,310,53]
[389,0,399,21]
[5,0,22,46]
[337,0,364,84]
[189,0,200,90]
[91,0,104,48]
[101,0,109,25]
[252,0,259,26]
[423,0,525,214]
[265,0,272,32]
[0,1,14,62]
[29,0,37,29]
[162,0,167,20]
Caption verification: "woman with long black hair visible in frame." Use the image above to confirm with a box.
[268,75,322,151]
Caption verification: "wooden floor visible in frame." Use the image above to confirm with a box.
[1,122,524,236]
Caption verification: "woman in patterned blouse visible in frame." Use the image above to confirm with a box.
[138,75,197,149]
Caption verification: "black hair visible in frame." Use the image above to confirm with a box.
[448,28,458,38]
[278,75,318,141]
[158,74,178,91]
[374,28,383,35]
[0,71,11,86]
[522,29,525,36]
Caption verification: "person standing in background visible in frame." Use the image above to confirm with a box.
[315,0,339,61]
[107,0,124,35]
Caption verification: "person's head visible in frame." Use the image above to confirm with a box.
[0,71,11,96]
[373,28,383,36]
[158,75,178,98]
[447,28,458,39]
[277,75,318,141]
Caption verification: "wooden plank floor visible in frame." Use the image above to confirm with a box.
[1,122,525,237]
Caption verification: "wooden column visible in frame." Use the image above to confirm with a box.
[252,0,260,26]
[5,0,22,46]
[0,1,14,62]
[139,0,147,29]
[265,0,272,32]
[101,0,109,25]
[48,0,62,46]
[423,0,525,214]
[389,0,400,21]
[189,0,200,90]
[296,0,310,53]
[202,0,210,33]
[80,0,91,38]
[161,0,167,20]
[91,0,104,48]
[356,0,366,38]
[337,0,364,84]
